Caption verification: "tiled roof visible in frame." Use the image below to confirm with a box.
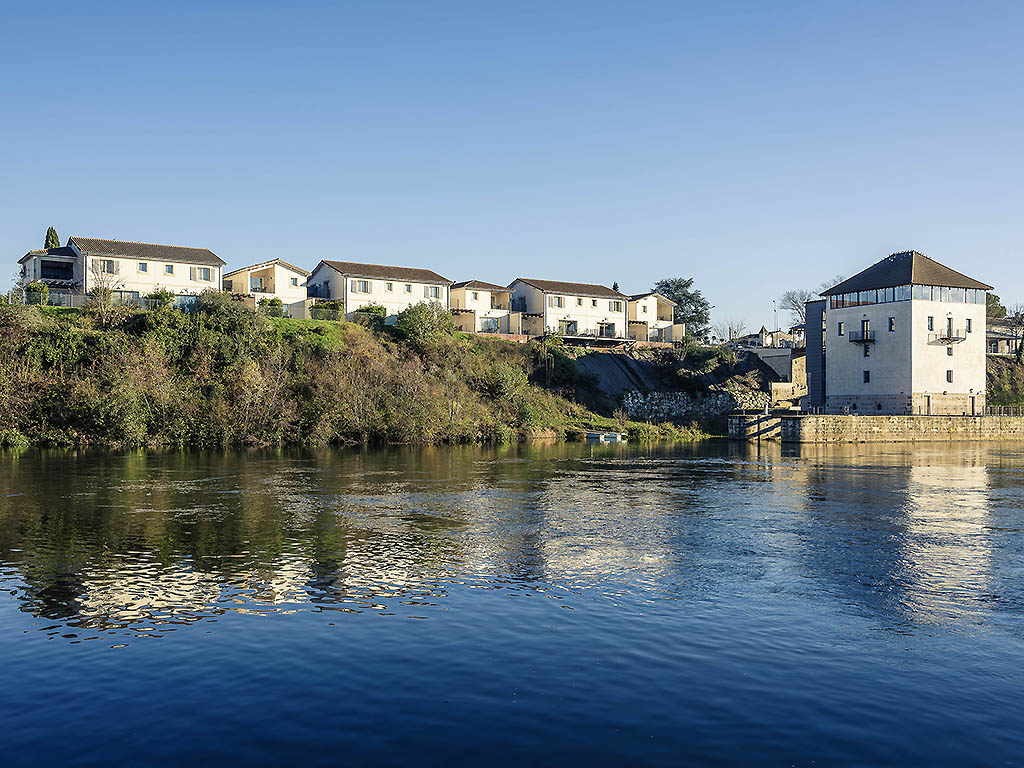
[18,246,76,264]
[69,237,224,266]
[317,260,450,284]
[821,251,992,296]
[511,278,626,299]
[628,290,677,306]
[452,279,509,291]
[223,258,310,278]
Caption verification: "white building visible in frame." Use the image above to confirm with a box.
[810,250,991,415]
[508,278,628,339]
[223,259,309,317]
[19,236,224,306]
[627,291,683,341]
[305,260,451,321]
[450,280,518,334]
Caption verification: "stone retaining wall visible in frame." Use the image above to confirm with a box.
[624,389,770,424]
[729,413,1024,443]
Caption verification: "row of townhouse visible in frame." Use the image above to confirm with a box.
[17,236,685,342]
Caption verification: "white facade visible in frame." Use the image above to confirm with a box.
[223,259,309,317]
[450,283,513,333]
[628,292,679,341]
[824,292,987,415]
[306,260,450,321]
[509,279,628,338]
[19,238,223,303]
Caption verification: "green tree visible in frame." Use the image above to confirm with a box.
[612,281,619,292]
[44,227,59,250]
[653,277,711,337]
[988,292,1007,320]
[393,301,455,351]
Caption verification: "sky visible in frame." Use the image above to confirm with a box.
[2,1,1022,328]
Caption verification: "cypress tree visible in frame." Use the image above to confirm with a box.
[45,227,60,249]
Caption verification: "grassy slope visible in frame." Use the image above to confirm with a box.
[0,302,706,448]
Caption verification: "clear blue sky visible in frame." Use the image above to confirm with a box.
[3,1,1022,327]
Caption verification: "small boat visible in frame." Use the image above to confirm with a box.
[585,431,627,443]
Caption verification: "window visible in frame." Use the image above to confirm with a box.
[927,316,934,331]
[591,299,597,307]
[610,300,623,312]
[138,262,148,273]
[946,370,954,383]
[576,298,583,306]
[641,304,647,314]
[385,282,393,292]
[291,277,298,287]
[472,291,478,300]
[966,318,972,333]
[837,322,845,336]
[888,317,895,332]
[198,267,211,281]
[863,370,870,383]
[426,286,442,299]
[99,259,116,274]
[550,295,565,308]
[947,347,954,357]
[404,284,412,293]
[352,280,370,293]
[863,345,870,358]
[224,279,233,291]
[165,264,174,275]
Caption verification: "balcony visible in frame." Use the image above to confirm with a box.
[848,330,876,344]
[929,329,966,345]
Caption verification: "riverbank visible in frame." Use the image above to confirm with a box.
[0,299,706,448]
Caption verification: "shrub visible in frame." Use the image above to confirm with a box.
[392,302,455,352]
[352,302,386,332]
[24,282,49,305]
[311,300,344,321]
[258,297,286,317]
[147,288,176,310]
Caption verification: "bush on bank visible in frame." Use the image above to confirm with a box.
[0,299,706,448]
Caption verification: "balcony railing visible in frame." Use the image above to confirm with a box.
[848,330,876,343]
[929,329,966,345]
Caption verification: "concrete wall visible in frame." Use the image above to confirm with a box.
[730,414,1024,443]
[911,297,986,408]
[74,251,221,296]
[804,300,826,409]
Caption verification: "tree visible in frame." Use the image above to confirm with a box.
[44,227,59,250]
[988,292,1008,320]
[818,275,846,294]
[612,281,619,292]
[779,289,816,324]
[712,318,747,342]
[393,301,455,352]
[652,277,711,337]
[1007,303,1024,361]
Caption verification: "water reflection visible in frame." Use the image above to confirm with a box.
[2,441,1023,644]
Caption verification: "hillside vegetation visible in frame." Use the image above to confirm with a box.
[988,355,1024,406]
[0,297,704,448]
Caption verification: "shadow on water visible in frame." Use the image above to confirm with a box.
[3,440,1024,642]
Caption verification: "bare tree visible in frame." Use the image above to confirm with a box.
[1007,303,1024,360]
[779,289,815,324]
[713,318,747,342]
[818,274,846,293]
[87,258,126,316]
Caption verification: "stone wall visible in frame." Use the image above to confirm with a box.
[624,389,770,424]
[728,414,1024,443]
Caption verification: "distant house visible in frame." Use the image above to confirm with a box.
[809,250,991,415]
[450,280,518,334]
[627,292,683,342]
[509,278,628,339]
[19,236,224,307]
[305,260,451,321]
[987,320,1021,355]
[223,259,309,317]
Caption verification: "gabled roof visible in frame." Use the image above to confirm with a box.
[18,246,77,264]
[821,250,992,296]
[315,260,450,284]
[68,236,224,266]
[628,290,677,306]
[452,279,509,291]
[511,277,626,299]
[223,258,310,278]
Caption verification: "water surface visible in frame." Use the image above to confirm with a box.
[2,441,1024,766]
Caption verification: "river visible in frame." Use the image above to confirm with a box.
[2,441,1024,765]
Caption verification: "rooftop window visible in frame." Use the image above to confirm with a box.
[829,285,985,309]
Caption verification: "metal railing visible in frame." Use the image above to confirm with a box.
[929,329,966,344]
[987,406,1024,417]
[848,330,876,343]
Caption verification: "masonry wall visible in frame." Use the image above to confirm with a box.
[744,415,1024,442]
